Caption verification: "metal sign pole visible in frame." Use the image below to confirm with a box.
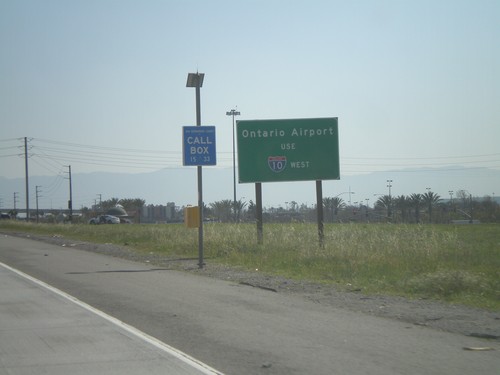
[186,72,206,269]
[255,183,263,244]
[316,180,324,247]
[195,83,204,268]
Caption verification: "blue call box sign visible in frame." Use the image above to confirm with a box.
[183,126,217,166]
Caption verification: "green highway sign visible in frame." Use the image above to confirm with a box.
[237,118,339,183]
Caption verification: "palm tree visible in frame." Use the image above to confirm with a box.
[101,197,120,211]
[232,199,247,223]
[409,193,423,223]
[210,200,233,222]
[394,195,410,223]
[119,198,145,212]
[422,191,441,223]
[323,197,345,222]
[375,195,392,221]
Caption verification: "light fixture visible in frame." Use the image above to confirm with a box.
[186,72,204,88]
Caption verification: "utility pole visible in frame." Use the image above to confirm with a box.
[13,192,18,218]
[469,193,473,224]
[24,137,30,221]
[36,186,41,223]
[65,165,73,222]
[97,194,102,212]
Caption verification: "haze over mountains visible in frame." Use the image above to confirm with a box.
[1,166,499,211]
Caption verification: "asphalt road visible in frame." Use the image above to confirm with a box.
[0,261,222,375]
[0,234,498,374]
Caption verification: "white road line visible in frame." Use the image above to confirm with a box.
[0,261,224,375]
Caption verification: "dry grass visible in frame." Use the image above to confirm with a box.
[1,221,499,309]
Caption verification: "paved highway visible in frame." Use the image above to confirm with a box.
[0,234,498,374]
[0,261,222,374]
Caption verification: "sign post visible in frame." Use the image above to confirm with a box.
[183,125,216,268]
[185,70,210,268]
[237,118,339,245]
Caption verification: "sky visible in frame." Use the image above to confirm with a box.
[1,0,499,209]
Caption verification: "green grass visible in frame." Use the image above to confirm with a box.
[1,221,499,310]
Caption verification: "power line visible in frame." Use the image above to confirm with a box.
[341,165,500,173]
[342,152,500,160]
[343,159,500,167]
[33,146,181,163]
[30,155,65,175]
[6,137,500,176]
[0,153,22,158]
[34,138,180,154]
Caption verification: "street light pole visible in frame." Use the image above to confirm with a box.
[386,179,393,220]
[186,72,205,268]
[226,109,240,222]
[387,180,393,198]
[348,186,355,205]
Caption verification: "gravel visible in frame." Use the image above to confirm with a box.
[12,232,500,342]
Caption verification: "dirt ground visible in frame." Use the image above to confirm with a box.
[10,232,500,343]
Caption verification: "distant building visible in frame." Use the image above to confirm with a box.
[141,202,180,223]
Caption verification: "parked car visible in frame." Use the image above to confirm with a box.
[88,215,120,224]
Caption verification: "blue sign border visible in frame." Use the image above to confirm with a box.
[183,126,217,166]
